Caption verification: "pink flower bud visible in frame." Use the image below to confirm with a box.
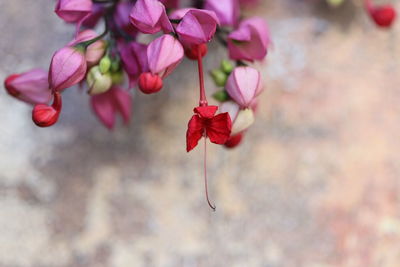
[147,35,184,78]
[129,0,173,34]
[228,17,270,61]
[4,69,51,105]
[204,0,239,27]
[32,92,62,127]
[138,72,163,94]
[173,9,219,45]
[117,41,148,87]
[225,66,260,108]
[55,0,93,23]
[90,86,132,130]
[70,30,106,67]
[49,46,87,91]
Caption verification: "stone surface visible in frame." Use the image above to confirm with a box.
[1,0,400,266]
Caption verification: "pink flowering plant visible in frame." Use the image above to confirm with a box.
[4,0,270,210]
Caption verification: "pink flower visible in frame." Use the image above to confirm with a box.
[147,34,184,79]
[173,9,219,45]
[228,17,270,61]
[4,69,51,105]
[90,86,132,130]
[114,1,137,37]
[117,41,148,87]
[225,66,261,108]
[49,46,87,91]
[55,0,93,23]
[204,0,239,27]
[129,0,173,34]
[69,30,106,67]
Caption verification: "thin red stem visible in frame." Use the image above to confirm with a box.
[52,91,62,111]
[197,45,207,107]
[204,137,216,211]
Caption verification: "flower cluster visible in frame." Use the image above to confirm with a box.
[4,0,270,210]
[326,0,396,28]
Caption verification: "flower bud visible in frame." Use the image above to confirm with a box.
[70,30,106,67]
[184,44,208,60]
[4,69,51,105]
[147,35,184,78]
[87,66,112,95]
[49,46,87,91]
[224,132,244,148]
[226,66,261,108]
[231,108,254,135]
[212,90,229,102]
[210,69,227,87]
[55,0,93,23]
[173,9,220,45]
[220,60,234,74]
[32,92,62,127]
[204,0,239,27]
[129,0,173,34]
[138,72,163,94]
[368,4,396,28]
[99,56,111,74]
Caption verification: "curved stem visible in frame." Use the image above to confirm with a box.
[52,91,62,111]
[204,137,216,211]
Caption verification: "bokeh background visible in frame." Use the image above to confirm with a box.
[1,0,400,266]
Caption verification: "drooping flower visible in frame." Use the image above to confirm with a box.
[204,0,239,27]
[117,41,148,87]
[365,0,396,28]
[129,0,173,34]
[225,66,261,108]
[55,0,93,23]
[172,9,219,45]
[4,69,52,105]
[32,92,62,127]
[186,105,232,152]
[49,46,87,91]
[90,86,132,130]
[228,17,270,61]
[70,30,106,67]
[146,34,184,79]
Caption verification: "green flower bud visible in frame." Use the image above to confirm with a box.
[212,90,229,102]
[210,69,227,87]
[326,0,344,7]
[220,60,234,74]
[99,56,111,74]
[111,71,124,85]
[87,66,112,95]
[110,59,121,73]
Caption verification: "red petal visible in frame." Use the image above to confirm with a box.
[225,132,244,148]
[194,105,218,119]
[186,115,205,152]
[206,112,232,145]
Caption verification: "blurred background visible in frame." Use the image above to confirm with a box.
[1,0,400,266]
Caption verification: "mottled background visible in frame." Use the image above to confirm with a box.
[1,0,400,266]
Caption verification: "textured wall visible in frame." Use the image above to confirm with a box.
[1,0,400,266]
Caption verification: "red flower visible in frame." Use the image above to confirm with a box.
[186,105,232,152]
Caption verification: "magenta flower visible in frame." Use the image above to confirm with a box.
[204,0,239,27]
[55,0,93,23]
[90,86,132,130]
[82,4,105,28]
[159,0,179,9]
[49,46,87,91]
[173,9,219,45]
[4,69,52,105]
[117,41,148,87]
[228,17,270,61]
[147,34,184,79]
[114,1,137,36]
[129,0,173,34]
[70,30,106,67]
[225,66,260,108]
